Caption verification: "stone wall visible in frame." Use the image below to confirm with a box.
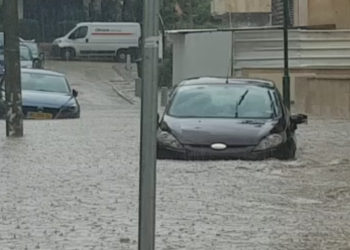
[241,68,350,118]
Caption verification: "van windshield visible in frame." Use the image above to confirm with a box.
[69,26,88,39]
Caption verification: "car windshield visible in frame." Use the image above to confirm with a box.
[21,72,70,94]
[168,84,281,119]
[20,46,32,60]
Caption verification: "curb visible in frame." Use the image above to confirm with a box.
[110,84,135,105]
[111,64,138,105]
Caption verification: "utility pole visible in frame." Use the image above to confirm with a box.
[282,0,291,110]
[138,0,159,249]
[3,0,23,137]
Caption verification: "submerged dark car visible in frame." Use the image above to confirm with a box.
[0,69,80,119]
[21,69,80,119]
[157,77,307,160]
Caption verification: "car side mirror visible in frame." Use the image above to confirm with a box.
[72,89,78,97]
[291,114,308,125]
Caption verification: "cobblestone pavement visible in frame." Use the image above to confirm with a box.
[0,61,349,250]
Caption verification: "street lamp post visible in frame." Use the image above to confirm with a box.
[138,0,159,249]
[282,0,291,110]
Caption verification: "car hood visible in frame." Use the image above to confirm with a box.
[53,37,65,45]
[22,90,76,108]
[163,115,280,146]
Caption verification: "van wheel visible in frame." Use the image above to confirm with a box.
[61,48,75,61]
[116,49,128,62]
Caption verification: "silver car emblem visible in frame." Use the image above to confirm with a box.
[211,143,227,150]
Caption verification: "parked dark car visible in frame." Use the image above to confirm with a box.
[0,69,80,119]
[157,77,307,160]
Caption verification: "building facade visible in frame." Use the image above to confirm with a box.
[210,0,295,27]
[294,0,350,29]
[212,0,350,29]
[211,0,274,27]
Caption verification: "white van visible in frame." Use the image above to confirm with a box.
[52,22,141,61]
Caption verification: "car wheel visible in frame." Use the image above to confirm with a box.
[115,49,128,63]
[61,48,75,61]
[33,59,40,68]
[277,138,296,160]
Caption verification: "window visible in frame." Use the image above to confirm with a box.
[69,26,88,39]
[168,84,280,119]
[21,73,70,94]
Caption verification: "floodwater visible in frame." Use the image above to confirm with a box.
[0,61,349,249]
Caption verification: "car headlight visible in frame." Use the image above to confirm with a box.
[255,133,283,151]
[63,105,79,113]
[157,130,183,149]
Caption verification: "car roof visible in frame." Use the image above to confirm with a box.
[21,68,65,77]
[178,77,276,89]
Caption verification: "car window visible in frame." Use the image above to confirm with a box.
[21,72,70,94]
[168,84,280,119]
[69,26,88,39]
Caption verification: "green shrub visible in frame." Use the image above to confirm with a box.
[56,21,78,37]
[19,19,40,41]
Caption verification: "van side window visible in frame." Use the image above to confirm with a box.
[69,26,88,39]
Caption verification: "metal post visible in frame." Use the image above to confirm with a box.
[4,0,23,137]
[138,0,159,249]
[283,0,291,110]
[126,54,132,71]
[135,77,142,97]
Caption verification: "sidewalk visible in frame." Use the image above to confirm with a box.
[110,63,169,114]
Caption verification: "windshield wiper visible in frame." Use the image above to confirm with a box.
[54,95,74,119]
[235,90,249,118]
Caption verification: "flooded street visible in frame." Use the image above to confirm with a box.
[0,61,349,249]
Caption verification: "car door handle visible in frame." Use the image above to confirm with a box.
[85,38,89,43]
